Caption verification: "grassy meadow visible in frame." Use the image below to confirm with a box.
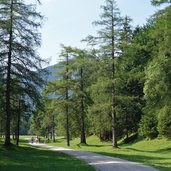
[48,135,171,171]
[0,138,95,171]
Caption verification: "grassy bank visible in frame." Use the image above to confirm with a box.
[0,139,95,171]
[48,136,171,171]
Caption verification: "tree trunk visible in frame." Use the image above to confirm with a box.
[125,106,129,140]
[50,131,52,140]
[65,55,70,146]
[16,100,21,146]
[80,67,86,144]
[66,103,70,146]
[12,134,15,140]
[5,0,14,146]
[111,4,117,148]
[52,115,55,142]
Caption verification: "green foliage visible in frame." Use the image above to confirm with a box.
[88,71,112,139]
[37,46,97,144]
[157,106,171,138]
[142,6,171,139]
[139,113,158,139]
[151,0,171,6]
[30,98,57,139]
[84,0,123,147]
[115,17,145,139]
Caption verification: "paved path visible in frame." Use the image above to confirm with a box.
[31,143,159,171]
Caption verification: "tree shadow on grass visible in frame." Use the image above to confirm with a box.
[125,147,171,154]
[0,144,95,171]
[94,151,170,171]
[153,147,171,153]
[76,143,111,148]
[155,164,171,171]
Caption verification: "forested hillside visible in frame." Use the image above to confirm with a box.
[0,0,171,148]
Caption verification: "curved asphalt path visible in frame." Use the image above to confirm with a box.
[31,143,159,171]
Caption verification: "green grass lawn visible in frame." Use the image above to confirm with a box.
[0,139,95,171]
[48,135,171,171]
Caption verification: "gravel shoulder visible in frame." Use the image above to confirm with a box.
[31,143,160,171]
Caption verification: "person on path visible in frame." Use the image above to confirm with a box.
[31,137,34,144]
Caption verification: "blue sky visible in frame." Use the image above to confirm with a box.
[37,0,162,66]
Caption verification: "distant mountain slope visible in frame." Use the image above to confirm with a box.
[41,65,61,82]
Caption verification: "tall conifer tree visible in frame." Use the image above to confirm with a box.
[86,0,121,148]
[0,0,44,146]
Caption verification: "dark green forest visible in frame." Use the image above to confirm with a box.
[0,0,171,148]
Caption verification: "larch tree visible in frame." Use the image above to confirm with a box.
[151,0,171,6]
[64,50,70,146]
[116,15,135,140]
[0,0,45,146]
[45,45,74,146]
[85,0,121,148]
[69,48,93,144]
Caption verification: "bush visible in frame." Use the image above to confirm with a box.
[139,113,158,139]
[158,106,171,138]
